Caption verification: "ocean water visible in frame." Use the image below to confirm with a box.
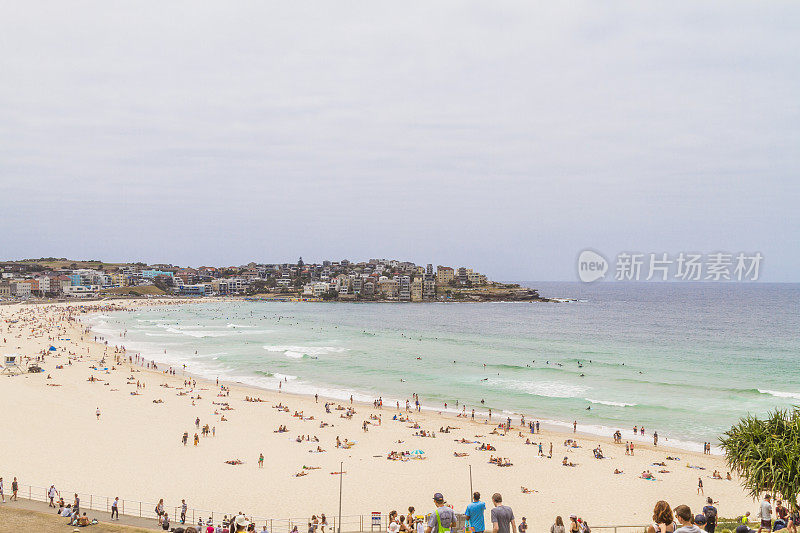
[86,282,800,451]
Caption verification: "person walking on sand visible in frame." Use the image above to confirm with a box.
[111,497,119,520]
[11,477,18,501]
[96,407,101,420]
[259,453,264,468]
[491,493,516,533]
[425,493,455,533]
[181,499,187,524]
[697,477,703,495]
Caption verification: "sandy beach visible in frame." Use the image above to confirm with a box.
[0,300,756,530]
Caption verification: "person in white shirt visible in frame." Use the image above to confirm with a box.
[48,485,59,507]
[758,495,773,533]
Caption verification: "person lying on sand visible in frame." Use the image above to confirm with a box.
[640,470,655,479]
[653,462,666,466]
[521,487,537,493]
[224,459,243,465]
[614,469,624,474]
[294,471,308,477]
[453,452,469,457]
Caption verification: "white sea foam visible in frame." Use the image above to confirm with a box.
[164,327,231,338]
[758,389,800,400]
[262,345,347,359]
[585,398,637,407]
[497,379,587,399]
[227,323,254,328]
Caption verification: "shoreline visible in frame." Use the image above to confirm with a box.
[87,300,717,454]
[0,299,753,530]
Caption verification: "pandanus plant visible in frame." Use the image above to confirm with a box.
[720,408,800,508]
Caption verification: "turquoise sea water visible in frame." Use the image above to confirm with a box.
[86,282,800,451]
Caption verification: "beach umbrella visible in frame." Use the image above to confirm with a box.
[49,346,57,351]
[411,449,425,455]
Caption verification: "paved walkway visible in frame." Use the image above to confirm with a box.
[1,496,161,530]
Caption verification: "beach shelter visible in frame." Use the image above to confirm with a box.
[411,449,425,455]
[49,346,57,351]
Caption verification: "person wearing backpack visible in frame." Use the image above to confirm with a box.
[424,493,455,533]
[702,498,718,533]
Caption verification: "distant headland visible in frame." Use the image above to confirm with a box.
[0,257,554,302]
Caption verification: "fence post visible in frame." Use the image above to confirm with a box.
[361,515,364,532]
[106,497,109,512]
[271,519,273,533]
[140,501,142,517]
[90,494,92,509]
[28,486,31,500]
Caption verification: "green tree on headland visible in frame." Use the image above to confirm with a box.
[720,409,800,507]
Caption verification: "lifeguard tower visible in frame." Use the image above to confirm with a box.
[1,354,23,376]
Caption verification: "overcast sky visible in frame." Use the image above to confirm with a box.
[1,1,798,281]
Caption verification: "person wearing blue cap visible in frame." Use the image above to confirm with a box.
[425,493,455,533]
